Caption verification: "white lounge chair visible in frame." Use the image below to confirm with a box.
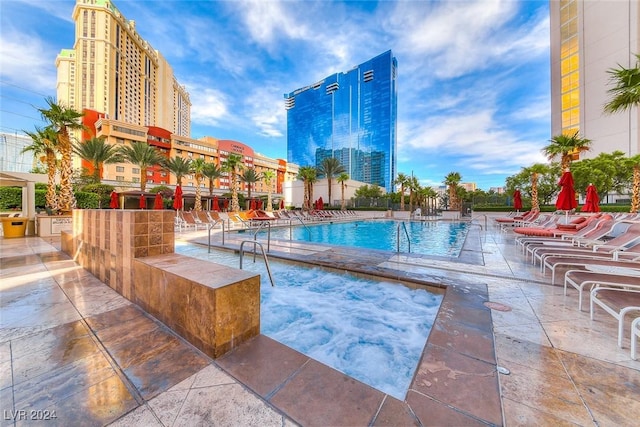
[632,317,640,360]
[564,269,640,311]
[590,283,640,348]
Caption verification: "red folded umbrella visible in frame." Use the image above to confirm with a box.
[555,170,577,211]
[173,185,183,210]
[139,194,147,209]
[213,196,220,211]
[280,199,284,209]
[109,191,119,209]
[153,193,163,210]
[581,183,600,213]
[513,190,522,211]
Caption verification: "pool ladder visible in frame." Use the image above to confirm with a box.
[239,240,276,287]
[397,222,411,253]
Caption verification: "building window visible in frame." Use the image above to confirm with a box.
[132,168,140,174]
[116,176,124,181]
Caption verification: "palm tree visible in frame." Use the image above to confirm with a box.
[423,187,439,216]
[394,172,409,211]
[222,153,244,212]
[444,172,462,211]
[525,164,549,212]
[239,168,263,204]
[165,156,192,187]
[604,54,640,114]
[603,55,640,213]
[297,166,317,211]
[117,141,165,192]
[336,172,349,211]
[317,157,346,208]
[203,163,222,196]
[407,175,420,212]
[542,132,592,171]
[74,136,121,183]
[625,155,640,213]
[190,158,207,211]
[22,126,59,210]
[262,170,276,211]
[38,97,85,212]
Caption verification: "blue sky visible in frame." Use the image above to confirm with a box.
[0,0,551,190]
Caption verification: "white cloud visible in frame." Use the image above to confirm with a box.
[185,84,230,127]
[11,0,74,22]
[400,108,548,171]
[0,29,57,91]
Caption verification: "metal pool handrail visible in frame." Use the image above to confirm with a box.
[289,216,311,240]
[397,221,411,253]
[239,240,275,287]
[207,220,225,253]
[252,220,271,252]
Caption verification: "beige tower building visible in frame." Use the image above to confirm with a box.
[56,0,190,137]
[550,0,640,158]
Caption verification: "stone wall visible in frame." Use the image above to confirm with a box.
[62,209,175,299]
[61,209,260,358]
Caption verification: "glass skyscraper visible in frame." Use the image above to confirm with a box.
[285,50,398,193]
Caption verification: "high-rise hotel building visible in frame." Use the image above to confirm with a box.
[550,0,639,157]
[53,0,298,195]
[56,0,190,136]
[285,51,398,193]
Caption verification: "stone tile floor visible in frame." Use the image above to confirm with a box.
[1,213,639,426]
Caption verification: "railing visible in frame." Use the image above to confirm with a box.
[397,221,411,253]
[252,220,271,252]
[207,220,225,253]
[473,214,487,230]
[239,240,276,287]
[289,216,311,240]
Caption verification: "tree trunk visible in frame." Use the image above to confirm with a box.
[531,173,540,212]
[341,183,346,211]
[57,129,76,212]
[46,152,58,210]
[231,170,240,212]
[631,165,640,213]
[140,166,147,192]
[194,175,202,211]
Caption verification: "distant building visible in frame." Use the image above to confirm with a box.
[56,0,190,137]
[285,50,398,193]
[50,0,299,200]
[0,133,33,173]
[550,0,639,158]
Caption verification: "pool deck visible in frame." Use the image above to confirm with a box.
[1,213,639,426]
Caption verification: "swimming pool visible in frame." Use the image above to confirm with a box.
[252,220,469,256]
[175,241,443,400]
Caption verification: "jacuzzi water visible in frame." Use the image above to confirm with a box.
[253,219,468,256]
[175,241,443,400]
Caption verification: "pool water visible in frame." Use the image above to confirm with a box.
[254,220,469,256]
[175,241,443,400]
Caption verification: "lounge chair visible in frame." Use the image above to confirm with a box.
[494,210,533,224]
[564,269,640,311]
[534,231,640,268]
[515,214,613,255]
[632,317,640,360]
[544,256,640,284]
[590,283,640,348]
